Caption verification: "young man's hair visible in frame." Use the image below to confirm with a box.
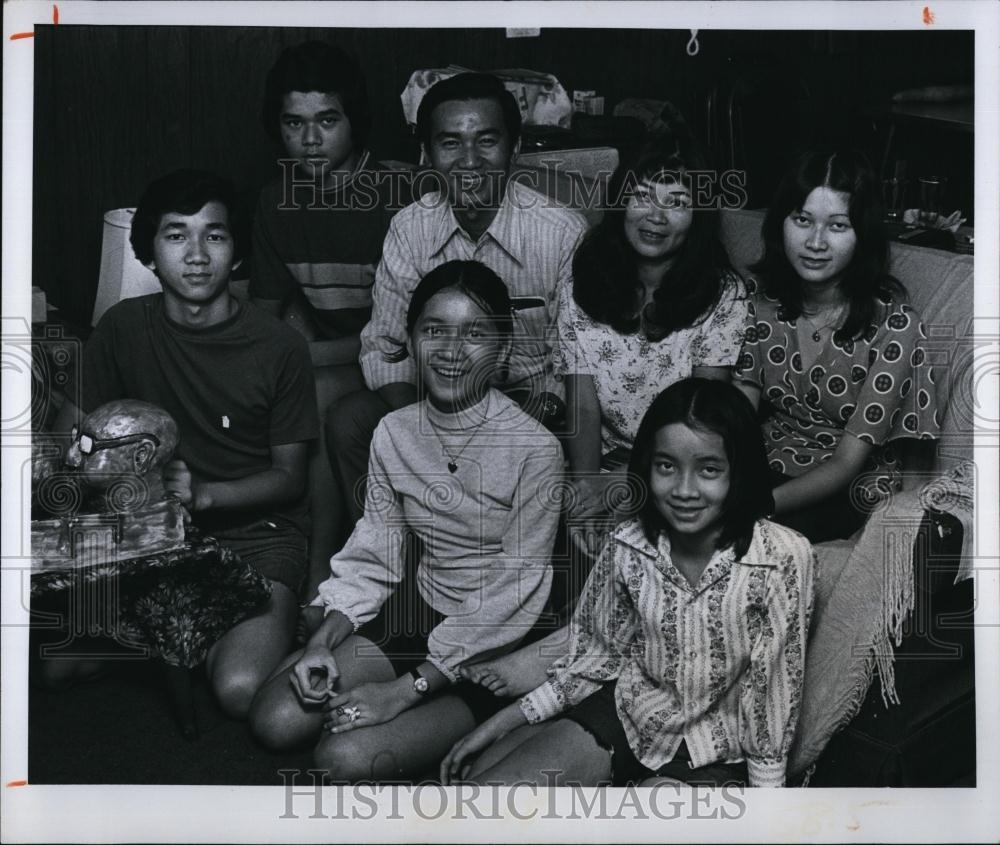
[415,72,522,149]
[626,378,774,559]
[572,124,732,342]
[752,148,905,341]
[383,259,514,363]
[130,169,241,266]
[261,40,371,150]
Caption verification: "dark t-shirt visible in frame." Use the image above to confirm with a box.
[74,294,319,533]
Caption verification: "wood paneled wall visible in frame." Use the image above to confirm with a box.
[31,25,973,328]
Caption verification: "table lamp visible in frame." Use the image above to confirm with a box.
[91,208,161,326]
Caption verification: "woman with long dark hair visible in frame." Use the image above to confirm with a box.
[735,149,940,541]
[557,126,748,545]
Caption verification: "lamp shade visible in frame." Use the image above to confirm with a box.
[92,208,161,326]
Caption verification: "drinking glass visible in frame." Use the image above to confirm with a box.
[882,177,907,221]
[917,176,948,226]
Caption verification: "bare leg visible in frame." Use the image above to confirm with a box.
[31,631,134,691]
[305,362,365,598]
[206,581,298,719]
[463,722,551,779]
[314,694,476,783]
[461,626,571,697]
[467,718,612,787]
[249,635,396,751]
[32,651,117,691]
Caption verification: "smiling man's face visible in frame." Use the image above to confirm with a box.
[424,97,518,211]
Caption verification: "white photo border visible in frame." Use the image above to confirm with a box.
[3,1,998,842]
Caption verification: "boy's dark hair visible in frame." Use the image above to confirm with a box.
[130,169,241,266]
[572,126,732,342]
[752,148,905,341]
[627,378,774,559]
[383,260,514,363]
[261,41,371,150]
[415,72,521,149]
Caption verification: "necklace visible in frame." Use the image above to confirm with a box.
[801,303,846,343]
[426,400,491,473]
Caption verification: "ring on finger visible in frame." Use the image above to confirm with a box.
[345,706,361,722]
[336,705,345,716]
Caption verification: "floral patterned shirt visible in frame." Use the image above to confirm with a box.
[552,271,747,454]
[735,280,941,499]
[519,518,816,787]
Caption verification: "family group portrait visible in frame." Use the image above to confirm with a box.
[3,2,996,842]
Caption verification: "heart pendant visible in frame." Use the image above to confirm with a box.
[448,461,458,473]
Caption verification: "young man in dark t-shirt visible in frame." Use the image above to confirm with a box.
[56,170,319,718]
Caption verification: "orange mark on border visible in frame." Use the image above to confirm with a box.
[7,780,28,787]
[9,5,57,40]
[923,6,935,24]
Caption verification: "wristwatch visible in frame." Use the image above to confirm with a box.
[409,668,430,696]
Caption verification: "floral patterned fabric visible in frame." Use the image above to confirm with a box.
[552,271,748,454]
[400,67,572,129]
[519,518,815,788]
[735,280,941,501]
[31,530,271,668]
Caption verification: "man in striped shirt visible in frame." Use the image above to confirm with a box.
[329,72,587,524]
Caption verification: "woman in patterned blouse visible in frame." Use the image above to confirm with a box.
[556,128,748,552]
[735,150,940,542]
[442,378,815,788]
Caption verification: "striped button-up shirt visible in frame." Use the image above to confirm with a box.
[359,179,587,397]
[520,517,815,787]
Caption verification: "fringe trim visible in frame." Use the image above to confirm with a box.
[790,467,973,778]
[799,763,816,788]
[873,520,916,707]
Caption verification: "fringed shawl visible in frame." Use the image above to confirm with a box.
[789,461,975,780]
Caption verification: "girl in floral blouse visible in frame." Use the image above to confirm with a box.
[735,150,940,541]
[443,378,815,788]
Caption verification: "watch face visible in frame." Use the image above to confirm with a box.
[414,676,429,694]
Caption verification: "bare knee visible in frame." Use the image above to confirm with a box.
[32,657,106,692]
[249,686,309,751]
[212,667,266,720]
[468,719,609,787]
[314,733,403,784]
[33,660,79,692]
